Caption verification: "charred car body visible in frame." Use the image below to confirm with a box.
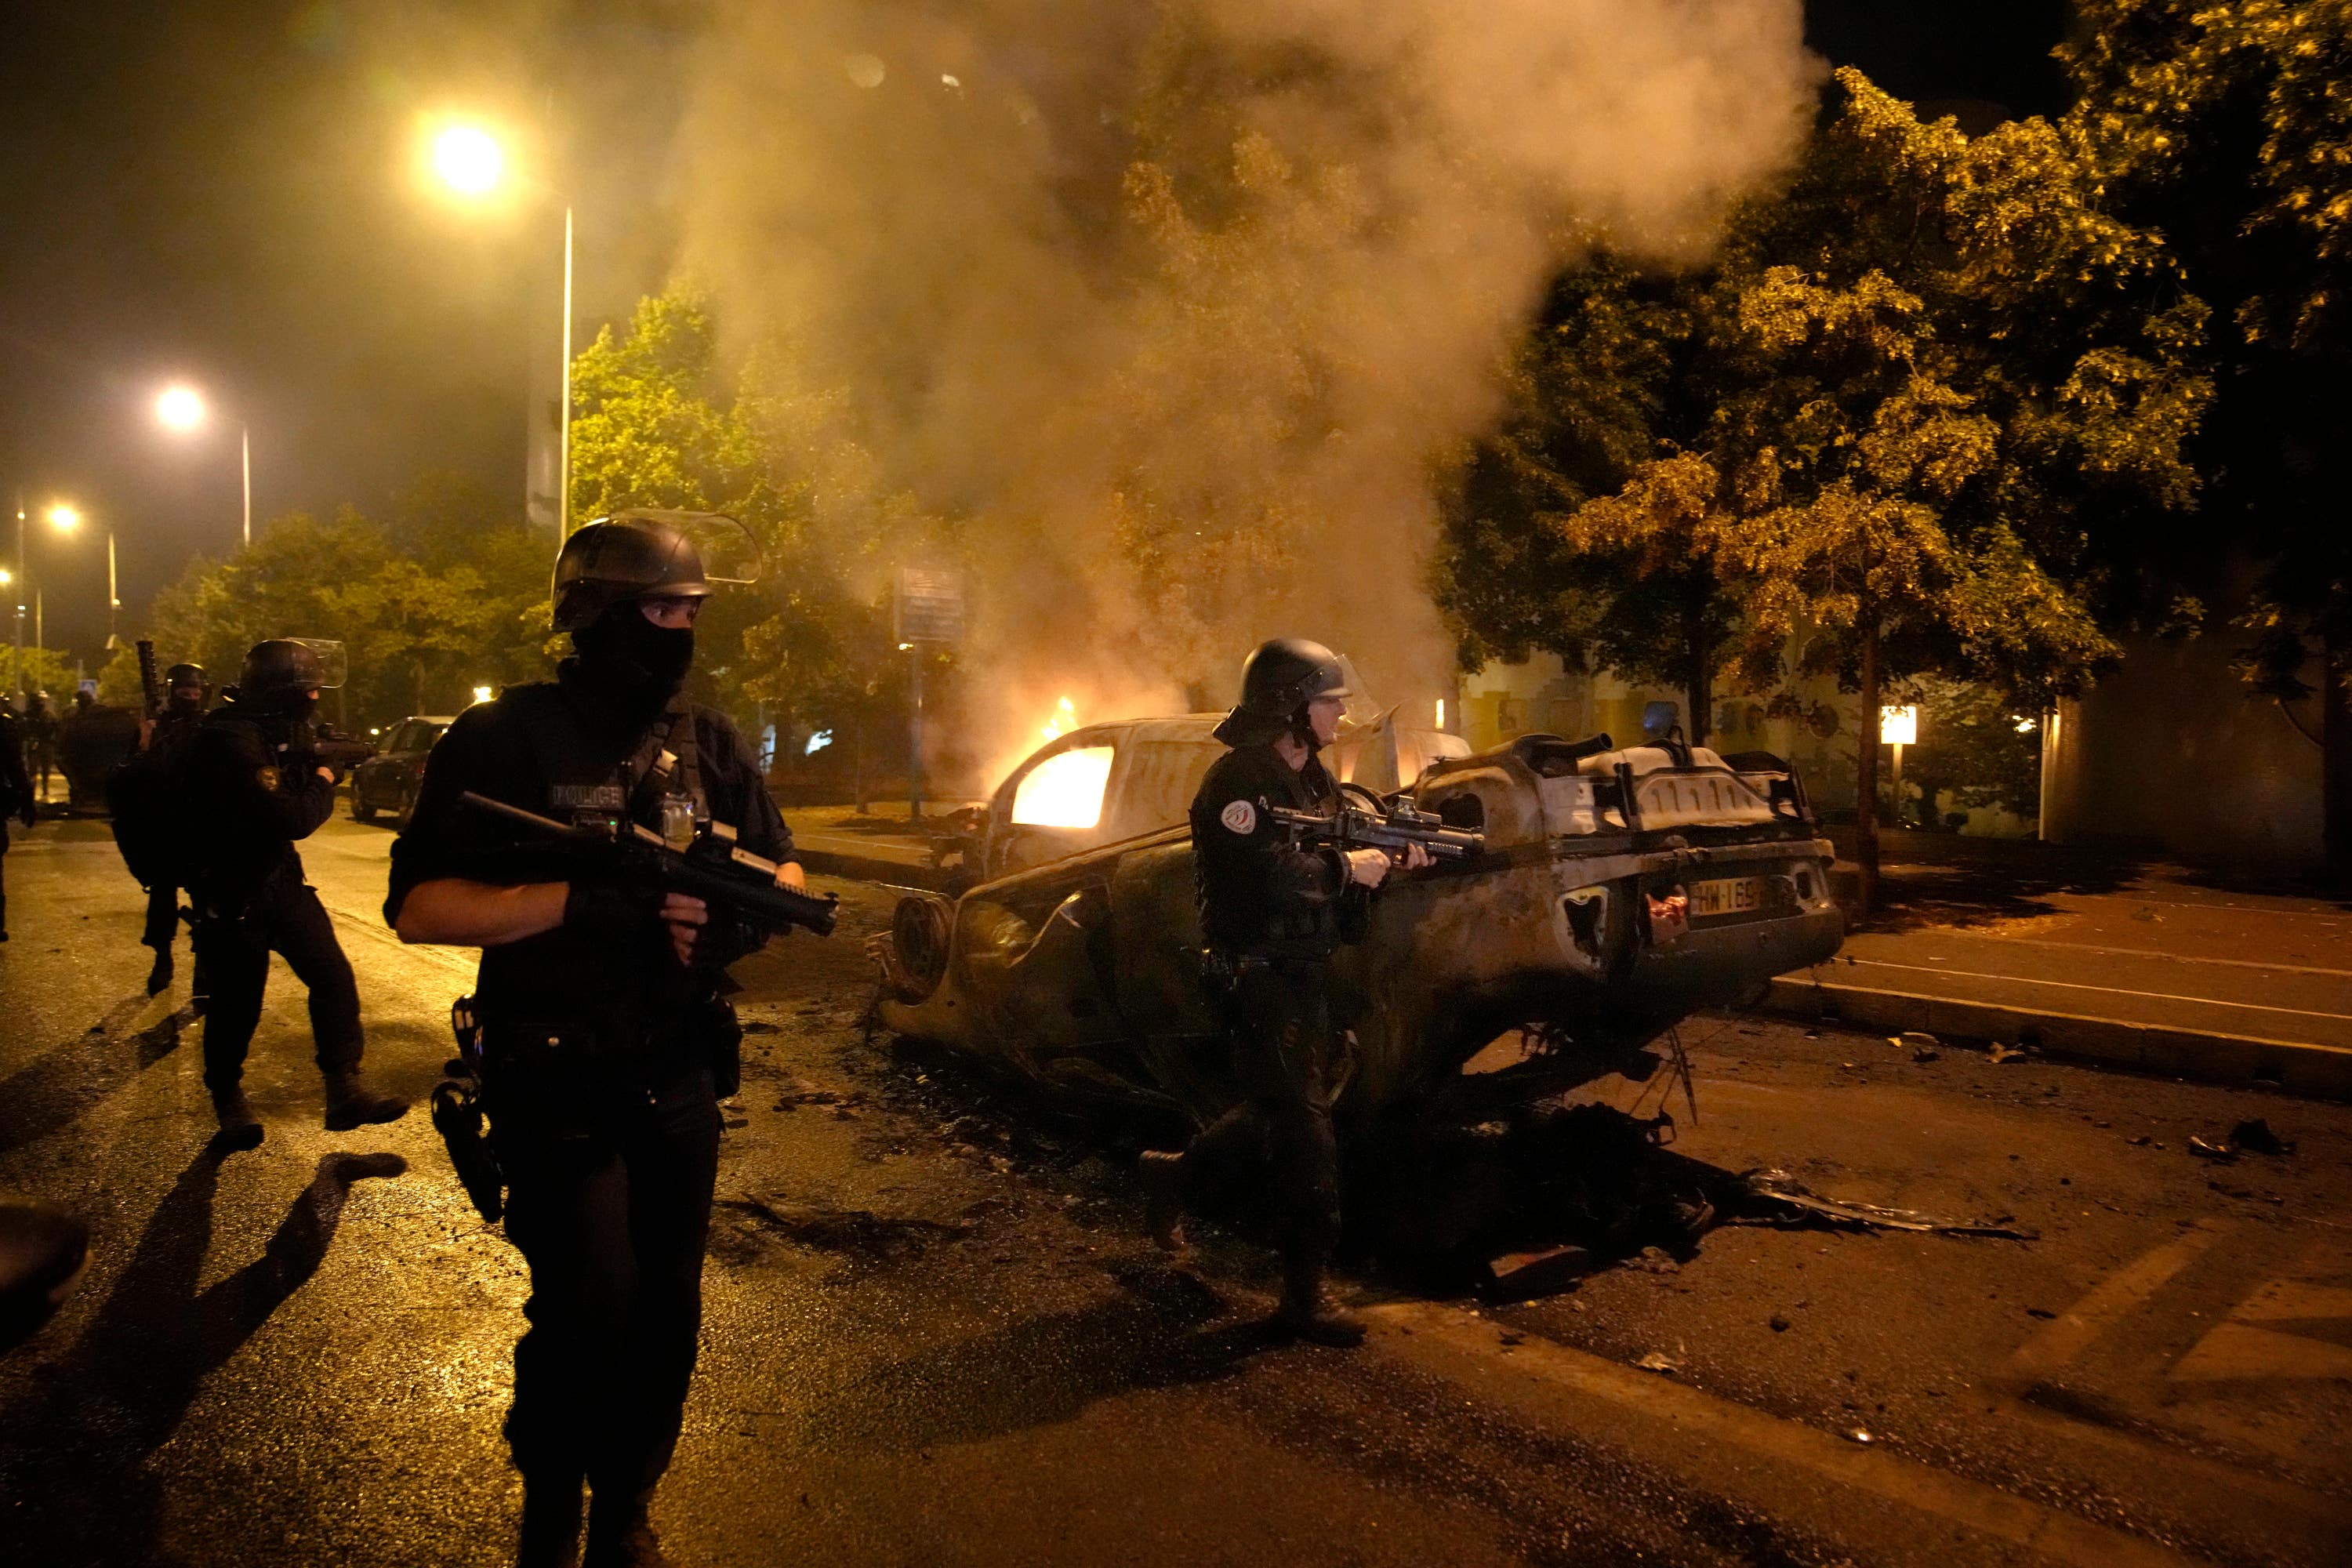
[877,717,1842,1145]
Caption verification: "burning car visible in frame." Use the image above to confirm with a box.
[876,717,1842,1142]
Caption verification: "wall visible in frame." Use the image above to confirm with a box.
[2042,633,2323,870]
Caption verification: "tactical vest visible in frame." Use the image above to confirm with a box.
[508,684,706,848]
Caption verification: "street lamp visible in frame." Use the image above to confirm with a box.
[43,502,120,644]
[424,118,575,544]
[432,125,504,195]
[154,382,252,548]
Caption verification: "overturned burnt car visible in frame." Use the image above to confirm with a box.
[876,715,1842,1146]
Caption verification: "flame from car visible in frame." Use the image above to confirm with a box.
[1038,695,1077,743]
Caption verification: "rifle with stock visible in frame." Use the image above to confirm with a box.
[1265,793,1484,862]
[459,790,839,938]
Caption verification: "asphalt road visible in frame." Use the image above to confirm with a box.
[1,809,2347,1567]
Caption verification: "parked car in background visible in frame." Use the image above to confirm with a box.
[349,715,452,826]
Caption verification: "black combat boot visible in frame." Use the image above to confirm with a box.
[321,1071,409,1131]
[1272,1258,1365,1348]
[146,949,173,996]
[517,1475,584,1568]
[210,1086,264,1151]
[1138,1149,1187,1250]
[583,1486,673,1568]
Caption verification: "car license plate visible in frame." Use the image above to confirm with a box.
[1688,876,1766,918]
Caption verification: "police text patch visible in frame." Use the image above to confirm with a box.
[1219,799,1257,834]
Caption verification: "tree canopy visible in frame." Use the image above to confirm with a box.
[1437,68,2211,901]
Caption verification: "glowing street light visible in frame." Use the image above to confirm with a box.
[41,503,121,641]
[421,117,576,543]
[153,380,252,548]
[432,124,505,197]
[155,384,206,431]
[470,684,495,706]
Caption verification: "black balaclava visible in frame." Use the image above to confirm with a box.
[572,599,694,719]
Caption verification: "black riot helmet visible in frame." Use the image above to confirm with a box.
[238,640,325,706]
[551,516,712,633]
[164,662,207,712]
[1211,637,1356,746]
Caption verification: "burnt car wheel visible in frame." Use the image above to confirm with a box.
[394,787,417,831]
[883,894,955,1002]
[349,780,377,822]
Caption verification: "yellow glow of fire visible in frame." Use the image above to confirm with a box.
[1038,695,1077,743]
[1011,745,1112,829]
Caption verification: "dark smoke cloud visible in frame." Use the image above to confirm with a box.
[679,1,1817,737]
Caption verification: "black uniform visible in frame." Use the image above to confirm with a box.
[139,702,205,964]
[0,712,34,938]
[384,662,793,1510]
[1178,744,1359,1263]
[182,700,365,1091]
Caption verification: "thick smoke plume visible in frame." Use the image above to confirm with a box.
[679,0,1816,746]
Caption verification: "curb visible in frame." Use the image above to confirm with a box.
[1762,973,2352,1102]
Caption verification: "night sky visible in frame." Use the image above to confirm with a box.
[0,1,2069,663]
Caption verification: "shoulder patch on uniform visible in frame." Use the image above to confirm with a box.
[1219,798,1257,834]
[256,765,280,792]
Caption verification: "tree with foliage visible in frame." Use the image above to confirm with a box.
[1438,265,1752,743]
[2065,0,2352,870]
[1900,676,2045,827]
[136,491,550,733]
[568,289,955,788]
[1441,70,2209,907]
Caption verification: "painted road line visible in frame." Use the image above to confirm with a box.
[1365,1300,2201,1568]
[2172,1232,2352,1383]
[1839,960,2352,1025]
[2169,1323,2352,1381]
[1861,935,2352,982]
[2004,1223,2227,1386]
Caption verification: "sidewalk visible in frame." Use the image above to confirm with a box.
[1767,831,2352,1101]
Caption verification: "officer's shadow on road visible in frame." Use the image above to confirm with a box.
[0,1142,406,1564]
[783,1261,1281,1456]
[0,995,201,1159]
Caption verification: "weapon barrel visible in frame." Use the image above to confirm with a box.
[457,790,838,937]
[459,790,576,836]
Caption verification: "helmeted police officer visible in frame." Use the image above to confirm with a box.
[139,662,209,995]
[184,641,408,1148]
[387,515,801,1568]
[1138,638,1427,1346]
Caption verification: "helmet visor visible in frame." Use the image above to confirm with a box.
[608,509,760,586]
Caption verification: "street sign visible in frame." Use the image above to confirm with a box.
[894,568,965,645]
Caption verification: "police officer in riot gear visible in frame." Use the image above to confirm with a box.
[388,515,800,1568]
[138,662,209,995]
[184,641,408,1149]
[1138,638,1428,1346]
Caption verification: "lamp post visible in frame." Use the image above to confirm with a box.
[42,503,116,644]
[154,383,251,548]
[426,121,575,547]
[12,494,23,697]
